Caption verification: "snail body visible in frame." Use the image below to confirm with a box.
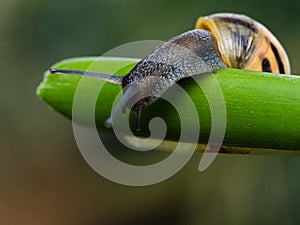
[50,13,290,130]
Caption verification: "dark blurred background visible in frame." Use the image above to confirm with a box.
[1,0,300,224]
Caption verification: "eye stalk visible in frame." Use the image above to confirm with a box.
[49,68,123,85]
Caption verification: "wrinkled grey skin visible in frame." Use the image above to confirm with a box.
[50,29,226,130]
[118,29,226,129]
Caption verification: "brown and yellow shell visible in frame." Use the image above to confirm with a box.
[195,13,291,74]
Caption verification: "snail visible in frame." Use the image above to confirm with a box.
[50,13,290,131]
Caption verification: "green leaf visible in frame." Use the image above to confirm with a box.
[37,56,300,154]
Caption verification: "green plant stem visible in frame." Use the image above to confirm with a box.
[37,57,300,154]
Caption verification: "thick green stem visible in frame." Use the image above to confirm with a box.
[37,57,300,154]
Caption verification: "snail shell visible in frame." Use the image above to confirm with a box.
[195,13,291,74]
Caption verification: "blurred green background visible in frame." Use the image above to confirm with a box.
[1,0,300,224]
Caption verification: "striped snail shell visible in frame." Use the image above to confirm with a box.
[195,13,290,74]
[50,13,291,130]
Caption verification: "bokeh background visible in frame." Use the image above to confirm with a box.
[1,0,300,224]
